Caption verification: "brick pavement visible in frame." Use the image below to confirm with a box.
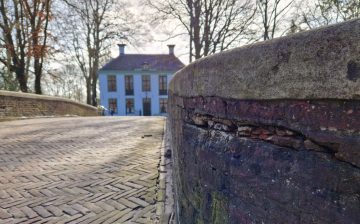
[0,117,165,223]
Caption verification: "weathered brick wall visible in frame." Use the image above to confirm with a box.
[168,19,360,224]
[0,91,98,118]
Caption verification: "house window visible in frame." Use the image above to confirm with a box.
[142,75,151,92]
[159,98,167,113]
[107,75,116,92]
[125,75,134,95]
[108,98,117,114]
[159,75,167,95]
[126,98,135,114]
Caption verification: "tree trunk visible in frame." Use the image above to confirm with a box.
[34,59,42,94]
[188,0,194,63]
[15,67,28,92]
[34,74,42,94]
[91,73,98,106]
[193,0,202,59]
[86,77,92,105]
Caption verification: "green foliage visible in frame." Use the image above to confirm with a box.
[211,192,229,224]
[0,68,18,91]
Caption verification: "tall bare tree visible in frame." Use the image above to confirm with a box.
[256,0,295,40]
[44,65,85,102]
[148,0,256,62]
[0,0,29,92]
[23,0,52,94]
[61,0,137,106]
[0,0,52,93]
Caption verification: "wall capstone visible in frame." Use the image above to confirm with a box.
[0,90,98,118]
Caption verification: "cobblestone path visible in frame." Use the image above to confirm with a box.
[0,117,165,223]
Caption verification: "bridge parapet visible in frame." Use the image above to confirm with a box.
[168,19,360,223]
[0,90,98,118]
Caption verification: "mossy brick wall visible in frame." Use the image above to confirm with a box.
[0,91,98,118]
[168,19,360,224]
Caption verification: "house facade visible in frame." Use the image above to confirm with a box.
[99,44,184,116]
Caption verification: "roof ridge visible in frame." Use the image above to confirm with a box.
[99,53,185,71]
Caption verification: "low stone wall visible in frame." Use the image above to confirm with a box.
[168,19,360,223]
[0,90,98,118]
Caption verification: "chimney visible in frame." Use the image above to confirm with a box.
[167,45,175,55]
[118,44,126,56]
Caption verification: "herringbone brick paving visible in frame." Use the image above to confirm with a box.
[0,117,165,223]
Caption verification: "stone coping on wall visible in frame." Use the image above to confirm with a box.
[169,18,360,100]
[0,90,96,110]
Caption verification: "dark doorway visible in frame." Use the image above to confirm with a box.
[143,98,151,116]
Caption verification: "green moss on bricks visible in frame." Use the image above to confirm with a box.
[186,183,208,223]
[185,182,203,210]
[211,192,229,224]
[192,188,203,209]
[196,217,205,224]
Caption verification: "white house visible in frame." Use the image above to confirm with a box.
[99,44,184,116]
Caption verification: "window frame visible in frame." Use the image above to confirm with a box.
[125,98,135,114]
[125,75,134,96]
[159,98,167,113]
[159,75,167,95]
[107,75,117,92]
[142,75,151,92]
[108,98,117,114]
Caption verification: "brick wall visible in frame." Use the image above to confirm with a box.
[0,91,98,118]
[168,19,360,223]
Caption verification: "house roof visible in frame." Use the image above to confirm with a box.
[100,54,185,72]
